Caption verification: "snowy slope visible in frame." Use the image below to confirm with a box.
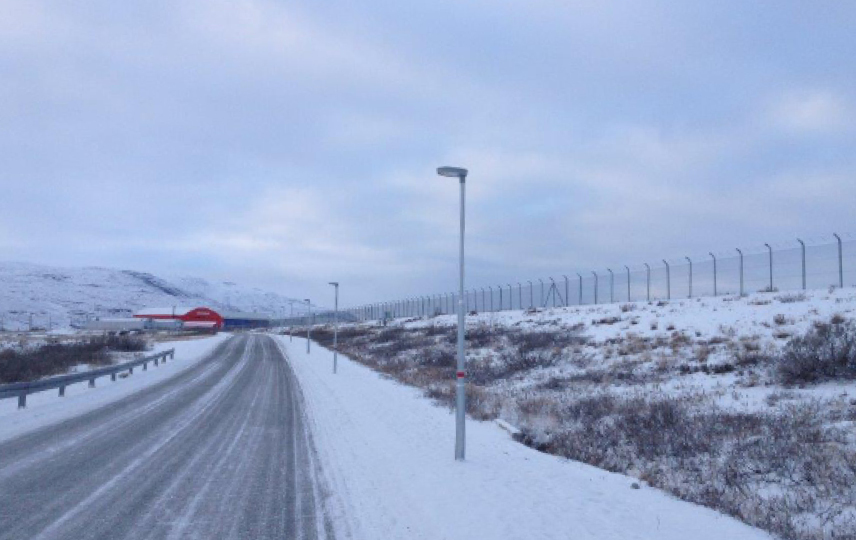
[0,261,307,330]
[278,336,772,540]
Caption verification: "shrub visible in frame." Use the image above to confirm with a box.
[777,319,856,384]
[776,293,807,304]
[0,335,150,383]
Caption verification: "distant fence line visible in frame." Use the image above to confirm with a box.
[340,232,855,322]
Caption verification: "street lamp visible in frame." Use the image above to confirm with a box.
[304,299,311,354]
[329,282,339,374]
[288,300,295,342]
[437,165,468,461]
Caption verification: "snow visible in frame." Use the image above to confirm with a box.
[0,333,231,443]
[0,261,307,330]
[278,336,772,540]
[381,287,856,413]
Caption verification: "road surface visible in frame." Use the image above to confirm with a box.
[0,334,335,540]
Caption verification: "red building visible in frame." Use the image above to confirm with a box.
[134,307,224,329]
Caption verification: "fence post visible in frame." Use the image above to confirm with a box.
[710,252,717,296]
[518,283,523,310]
[625,265,631,302]
[488,287,494,312]
[563,275,569,307]
[549,277,557,307]
[797,239,806,290]
[736,248,744,296]
[592,272,598,304]
[833,233,843,287]
[507,285,513,310]
[686,256,692,298]
[608,269,614,303]
[644,263,651,301]
[577,273,583,305]
[528,281,533,308]
[764,243,773,292]
[663,259,671,300]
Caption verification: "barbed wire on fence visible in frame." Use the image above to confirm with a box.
[341,232,854,322]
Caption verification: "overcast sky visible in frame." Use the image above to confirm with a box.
[1,1,855,306]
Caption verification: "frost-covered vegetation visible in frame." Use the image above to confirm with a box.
[0,335,149,383]
[302,288,856,540]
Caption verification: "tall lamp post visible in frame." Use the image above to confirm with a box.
[304,299,311,354]
[437,165,468,461]
[329,282,339,374]
[288,300,295,342]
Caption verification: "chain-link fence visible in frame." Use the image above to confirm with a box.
[345,233,856,321]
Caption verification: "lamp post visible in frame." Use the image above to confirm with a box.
[329,282,339,374]
[288,300,295,341]
[437,165,468,461]
[304,299,311,354]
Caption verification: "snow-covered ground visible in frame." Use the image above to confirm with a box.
[310,286,856,539]
[279,335,772,540]
[393,287,856,409]
[0,333,230,443]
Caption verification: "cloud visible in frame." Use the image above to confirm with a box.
[770,90,851,134]
[1,1,856,304]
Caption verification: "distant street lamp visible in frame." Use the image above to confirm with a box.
[304,299,311,354]
[288,300,295,342]
[437,165,468,461]
[329,282,339,374]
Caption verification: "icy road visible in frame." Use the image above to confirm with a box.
[0,334,334,540]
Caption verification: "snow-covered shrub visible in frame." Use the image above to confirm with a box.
[777,318,856,384]
[0,335,149,383]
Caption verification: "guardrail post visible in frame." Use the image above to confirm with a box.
[129,367,134,375]
[18,393,26,409]
[59,386,65,397]
[171,350,175,360]
[88,378,95,388]
[111,373,117,382]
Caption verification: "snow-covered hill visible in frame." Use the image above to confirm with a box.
[0,262,307,330]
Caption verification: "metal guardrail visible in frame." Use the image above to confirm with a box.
[0,348,175,409]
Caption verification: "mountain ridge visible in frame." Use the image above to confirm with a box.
[0,261,306,330]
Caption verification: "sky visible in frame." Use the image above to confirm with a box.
[1,1,855,307]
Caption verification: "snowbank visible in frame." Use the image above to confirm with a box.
[278,336,771,540]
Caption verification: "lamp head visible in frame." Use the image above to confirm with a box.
[437,166,468,179]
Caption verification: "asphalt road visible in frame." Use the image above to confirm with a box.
[0,334,335,540]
